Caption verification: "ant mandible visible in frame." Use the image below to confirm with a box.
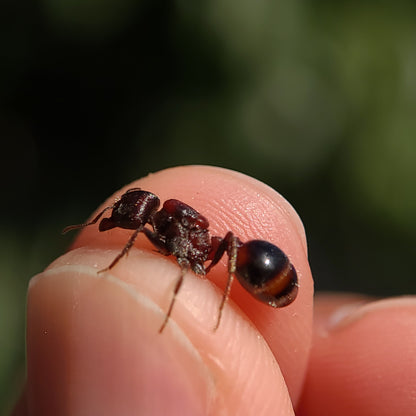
[63,188,298,332]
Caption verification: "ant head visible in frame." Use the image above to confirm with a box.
[104,190,160,231]
[99,217,117,231]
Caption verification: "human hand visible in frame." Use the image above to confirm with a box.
[13,166,416,415]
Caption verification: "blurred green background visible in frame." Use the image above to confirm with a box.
[1,0,415,413]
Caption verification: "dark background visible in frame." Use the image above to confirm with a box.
[1,1,415,413]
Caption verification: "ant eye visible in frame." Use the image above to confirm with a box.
[235,240,298,307]
[181,217,190,227]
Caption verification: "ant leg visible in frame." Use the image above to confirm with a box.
[98,226,143,273]
[214,233,238,330]
[142,228,188,332]
[159,265,187,333]
[142,228,170,255]
[62,205,114,234]
[205,236,228,273]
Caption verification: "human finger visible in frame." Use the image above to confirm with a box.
[72,165,314,404]
[298,293,416,416]
[21,165,313,415]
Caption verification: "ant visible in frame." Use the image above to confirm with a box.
[63,188,298,332]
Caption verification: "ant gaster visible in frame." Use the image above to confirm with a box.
[63,188,298,332]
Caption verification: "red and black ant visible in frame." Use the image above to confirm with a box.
[63,188,298,332]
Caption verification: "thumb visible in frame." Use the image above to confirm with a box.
[24,247,294,415]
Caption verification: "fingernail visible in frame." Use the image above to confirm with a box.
[326,302,366,331]
[327,296,416,332]
[26,266,215,416]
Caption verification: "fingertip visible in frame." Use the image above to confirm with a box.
[27,248,295,415]
[27,253,216,415]
[299,294,416,416]
[63,165,313,405]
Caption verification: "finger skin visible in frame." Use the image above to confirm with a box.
[21,166,313,415]
[298,293,416,416]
